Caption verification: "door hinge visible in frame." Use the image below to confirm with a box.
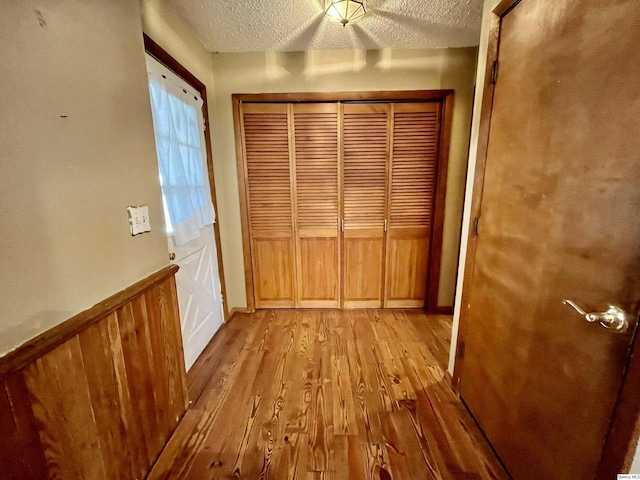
[490,60,499,84]
[473,216,480,236]
[458,341,465,359]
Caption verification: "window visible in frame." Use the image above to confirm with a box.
[146,55,215,245]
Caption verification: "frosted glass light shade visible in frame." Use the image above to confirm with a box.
[324,0,366,26]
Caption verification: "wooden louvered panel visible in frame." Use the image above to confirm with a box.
[342,103,389,229]
[389,102,440,228]
[384,102,440,308]
[294,104,339,229]
[241,103,295,308]
[341,103,390,308]
[243,103,293,233]
[293,103,339,307]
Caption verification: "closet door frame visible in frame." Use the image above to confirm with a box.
[233,90,453,312]
[144,34,230,320]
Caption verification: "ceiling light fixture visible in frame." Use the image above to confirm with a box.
[324,0,366,27]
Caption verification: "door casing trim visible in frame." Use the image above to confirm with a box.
[143,34,229,321]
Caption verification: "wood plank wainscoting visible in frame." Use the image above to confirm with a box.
[0,265,188,479]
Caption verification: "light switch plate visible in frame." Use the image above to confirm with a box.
[127,205,151,235]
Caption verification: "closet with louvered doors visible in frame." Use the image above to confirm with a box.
[341,103,391,308]
[384,102,441,307]
[241,103,296,308]
[236,92,451,311]
[292,103,340,308]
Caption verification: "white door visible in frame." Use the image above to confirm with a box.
[147,54,224,371]
[170,224,223,370]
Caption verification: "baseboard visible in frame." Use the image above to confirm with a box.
[433,306,454,315]
[226,307,253,320]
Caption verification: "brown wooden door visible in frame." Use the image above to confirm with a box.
[341,103,390,308]
[458,1,640,479]
[292,103,340,308]
[384,102,441,308]
[241,103,296,308]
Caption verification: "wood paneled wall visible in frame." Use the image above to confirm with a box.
[0,265,188,480]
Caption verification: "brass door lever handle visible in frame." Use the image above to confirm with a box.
[562,299,628,332]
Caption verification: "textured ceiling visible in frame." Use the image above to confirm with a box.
[169,0,484,52]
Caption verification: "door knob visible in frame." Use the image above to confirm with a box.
[562,299,628,332]
[169,252,176,261]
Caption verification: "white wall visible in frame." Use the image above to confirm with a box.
[0,0,168,356]
[448,0,501,374]
[210,48,478,310]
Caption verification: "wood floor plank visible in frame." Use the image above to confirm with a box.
[308,349,334,472]
[364,443,392,480]
[346,435,368,480]
[145,409,202,480]
[241,309,270,350]
[315,311,331,347]
[377,338,417,403]
[186,310,254,404]
[371,361,397,412]
[347,310,377,345]
[388,404,447,479]
[249,353,293,478]
[296,310,317,361]
[346,341,384,443]
[267,309,298,353]
[226,394,263,478]
[189,350,265,477]
[271,431,309,479]
[330,355,358,435]
[380,410,428,480]
[284,357,314,436]
[147,310,508,480]
[150,349,264,479]
[409,314,452,368]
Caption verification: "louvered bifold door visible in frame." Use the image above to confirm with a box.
[292,103,340,308]
[384,102,441,307]
[241,103,296,308]
[341,103,390,308]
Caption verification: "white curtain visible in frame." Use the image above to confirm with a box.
[148,72,215,245]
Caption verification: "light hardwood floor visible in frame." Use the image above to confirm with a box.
[149,310,507,479]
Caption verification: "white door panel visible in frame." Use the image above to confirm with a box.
[170,223,223,371]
